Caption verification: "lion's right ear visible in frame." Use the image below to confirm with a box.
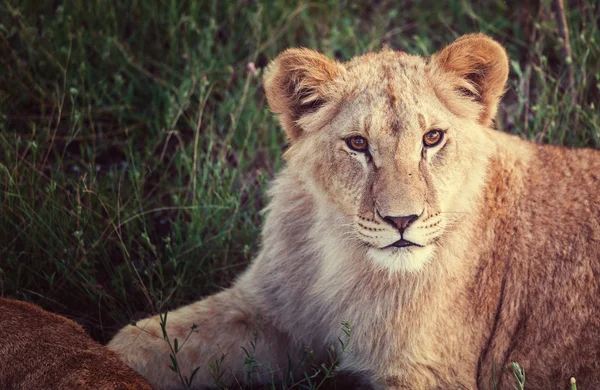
[263,49,345,141]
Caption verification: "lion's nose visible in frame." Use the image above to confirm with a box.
[381,214,419,233]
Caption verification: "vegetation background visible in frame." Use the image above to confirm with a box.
[0,0,598,386]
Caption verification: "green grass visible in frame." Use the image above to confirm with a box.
[1,0,599,388]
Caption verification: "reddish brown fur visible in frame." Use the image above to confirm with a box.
[0,298,152,389]
[472,145,600,389]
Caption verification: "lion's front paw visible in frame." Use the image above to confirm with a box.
[108,320,182,389]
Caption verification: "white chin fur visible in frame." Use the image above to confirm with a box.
[367,245,435,273]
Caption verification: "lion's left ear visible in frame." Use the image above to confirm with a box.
[429,33,509,127]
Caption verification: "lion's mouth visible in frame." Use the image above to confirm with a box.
[384,239,422,249]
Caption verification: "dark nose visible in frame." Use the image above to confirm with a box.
[381,214,419,232]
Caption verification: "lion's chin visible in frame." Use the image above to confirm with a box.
[367,245,435,273]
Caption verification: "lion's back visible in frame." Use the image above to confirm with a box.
[474,137,600,389]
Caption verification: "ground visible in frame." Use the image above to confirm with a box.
[0,1,598,388]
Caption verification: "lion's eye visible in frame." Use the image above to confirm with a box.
[423,130,444,147]
[346,136,369,152]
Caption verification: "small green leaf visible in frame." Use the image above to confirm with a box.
[170,354,178,371]
[189,366,201,384]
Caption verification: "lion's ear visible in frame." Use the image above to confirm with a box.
[430,33,509,127]
[263,48,345,141]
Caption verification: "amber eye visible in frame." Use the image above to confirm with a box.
[346,136,369,152]
[423,130,444,147]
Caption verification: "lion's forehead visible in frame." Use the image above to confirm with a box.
[333,84,439,144]
[343,50,430,94]
[334,55,441,134]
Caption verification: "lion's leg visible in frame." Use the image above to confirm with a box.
[108,288,297,389]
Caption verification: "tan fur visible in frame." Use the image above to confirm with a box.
[109,34,600,389]
[0,297,152,389]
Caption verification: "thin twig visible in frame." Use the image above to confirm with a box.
[552,0,575,102]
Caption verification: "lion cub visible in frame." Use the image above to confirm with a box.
[109,34,600,389]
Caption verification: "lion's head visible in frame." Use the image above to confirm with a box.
[263,34,509,272]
